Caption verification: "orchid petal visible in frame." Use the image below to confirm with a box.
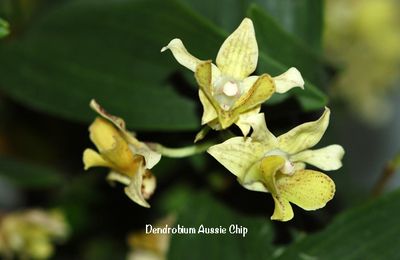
[216,18,258,79]
[199,90,218,125]
[231,74,275,112]
[90,100,161,169]
[195,61,218,107]
[276,169,335,211]
[82,149,111,170]
[124,161,155,208]
[161,38,203,72]
[239,161,267,192]
[208,137,264,180]
[90,99,141,147]
[132,145,161,170]
[89,117,140,174]
[260,156,286,196]
[243,112,278,145]
[273,67,305,93]
[259,156,294,221]
[214,74,275,129]
[271,196,294,221]
[278,107,330,154]
[291,144,345,171]
[235,106,261,137]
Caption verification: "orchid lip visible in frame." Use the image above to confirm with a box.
[263,149,295,175]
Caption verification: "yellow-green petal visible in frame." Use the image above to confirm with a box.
[231,74,275,112]
[90,99,141,147]
[260,155,286,195]
[235,106,261,137]
[107,171,131,186]
[217,74,274,129]
[82,149,111,170]
[273,67,305,93]
[243,112,278,145]
[240,161,267,192]
[195,61,235,129]
[124,165,155,208]
[259,156,294,221]
[198,90,218,125]
[275,169,335,211]
[161,38,203,72]
[90,100,161,169]
[89,117,140,175]
[270,196,294,221]
[89,117,120,152]
[132,144,162,170]
[208,137,264,180]
[216,18,258,79]
[195,61,218,107]
[291,144,345,171]
[277,107,330,154]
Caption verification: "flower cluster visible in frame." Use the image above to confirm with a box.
[208,109,344,221]
[83,18,344,221]
[83,100,161,208]
[161,18,304,139]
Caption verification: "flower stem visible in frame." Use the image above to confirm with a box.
[372,151,400,197]
[149,142,213,158]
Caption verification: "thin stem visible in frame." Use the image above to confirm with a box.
[149,141,213,158]
[372,151,400,197]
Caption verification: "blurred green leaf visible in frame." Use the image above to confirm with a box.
[82,237,125,260]
[0,17,9,38]
[253,0,324,51]
[181,0,244,32]
[166,189,276,259]
[277,188,400,259]
[0,156,64,188]
[182,0,324,51]
[248,4,327,85]
[0,0,327,131]
[0,0,212,131]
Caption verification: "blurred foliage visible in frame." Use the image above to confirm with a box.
[0,0,327,131]
[0,0,399,259]
[166,189,276,259]
[0,157,64,189]
[325,0,400,125]
[277,188,400,259]
[0,17,8,38]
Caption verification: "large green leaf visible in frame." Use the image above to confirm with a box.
[0,0,215,131]
[182,0,324,51]
[277,188,400,259]
[248,4,327,86]
[254,0,324,51]
[165,188,276,259]
[0,0,327,131]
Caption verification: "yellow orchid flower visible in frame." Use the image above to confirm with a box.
[127,215,175,260]
[83,100,161,208]
[0,209,68,259]
[162,18,304,138]
[208,108,344,221]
